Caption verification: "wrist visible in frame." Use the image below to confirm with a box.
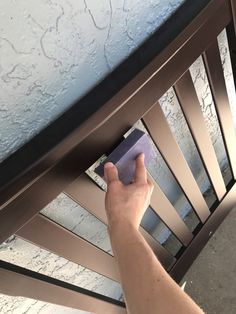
[108,218,139,241]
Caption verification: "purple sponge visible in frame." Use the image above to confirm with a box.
[95,128,155,185]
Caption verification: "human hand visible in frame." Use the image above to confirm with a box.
[104,153,154,235]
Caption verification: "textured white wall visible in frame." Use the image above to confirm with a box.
[0,0,184,163]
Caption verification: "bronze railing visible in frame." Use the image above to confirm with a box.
[1,0,236,313]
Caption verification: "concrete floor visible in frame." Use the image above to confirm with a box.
[182,207,236,314]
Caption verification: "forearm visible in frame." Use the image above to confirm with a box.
[110,223,204,314]
[104,157,204,313]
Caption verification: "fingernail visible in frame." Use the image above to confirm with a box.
[140,153,145,160]
[104,162,114,169]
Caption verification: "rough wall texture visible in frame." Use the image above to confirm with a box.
[0,0,184,163]
[1,0,236,313]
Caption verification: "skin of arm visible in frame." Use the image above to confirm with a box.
[104,153,204,314]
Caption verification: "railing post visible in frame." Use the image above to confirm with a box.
[227,1,236,93]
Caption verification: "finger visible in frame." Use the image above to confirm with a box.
[104,162,119,184]
[134,153,147,183]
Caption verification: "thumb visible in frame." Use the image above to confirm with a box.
[104,162,119,184]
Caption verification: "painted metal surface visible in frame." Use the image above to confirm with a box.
[16,214,120,282]
[143,103,210,222]
[174,70,227,201]
[0,261,126,314]
[0,0,236,312]
[203,40,236,179]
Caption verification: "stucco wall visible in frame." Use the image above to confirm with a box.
[1,0,236,313]
[0,0,184,163]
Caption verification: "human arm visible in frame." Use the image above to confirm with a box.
[104,153,204,314]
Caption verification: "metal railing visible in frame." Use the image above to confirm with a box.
[1,0,236,313]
